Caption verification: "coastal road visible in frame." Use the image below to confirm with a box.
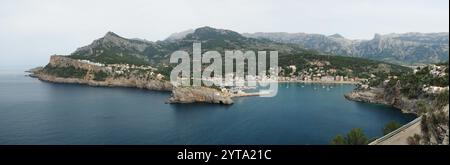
[369,117,422,145]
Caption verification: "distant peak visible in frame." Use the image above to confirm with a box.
[194,26,221,33]
[192,26,242,37]
[165,29,194,41]
[104,31,122,38]
[373,33,383,39]
[329,33,344,38]
[196,26,214,30]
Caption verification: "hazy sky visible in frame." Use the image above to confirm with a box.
[0,0,448,68]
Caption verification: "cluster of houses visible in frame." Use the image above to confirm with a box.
[428,64,447,78]
[421,64,448,94]
[202,74,279,86]
[413,64,448,78]
[279,75,360,82]
[280,64,361,83]
[423,86,449,94]
[107,63,155,71]
[196,63,361,84]
[78,59,105,67]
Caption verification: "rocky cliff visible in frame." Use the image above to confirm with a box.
[344,87,422,114]
[34,73,173,91]
[167,87,233,105]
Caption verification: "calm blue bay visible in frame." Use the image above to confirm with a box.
[0,70,416,144]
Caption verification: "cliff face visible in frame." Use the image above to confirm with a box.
[344,87,423,114]
[167,87,233,105]
[35,73,173,91]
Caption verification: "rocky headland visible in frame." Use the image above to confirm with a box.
[30,55,232,105]
[30,55,173,91]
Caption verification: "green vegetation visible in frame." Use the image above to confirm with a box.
[330,135,346,145]
[331,128,369,145]
[420,109,449,144]
[382,121,401,135]
[93,71,109,81]
[433,90,449,109]
[156,65,174,79]
[414,98,447,143]
[43,65,87,79]
[416,101,431,115]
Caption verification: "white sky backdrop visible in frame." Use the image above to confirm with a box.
[0,0,448,68]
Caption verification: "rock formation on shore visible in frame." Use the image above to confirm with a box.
[167,87,233,105]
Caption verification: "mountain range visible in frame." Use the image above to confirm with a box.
[71,26,306,65]
[70,26,448,66]
[243,32,449,64]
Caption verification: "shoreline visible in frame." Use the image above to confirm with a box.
[344,87,420,115]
